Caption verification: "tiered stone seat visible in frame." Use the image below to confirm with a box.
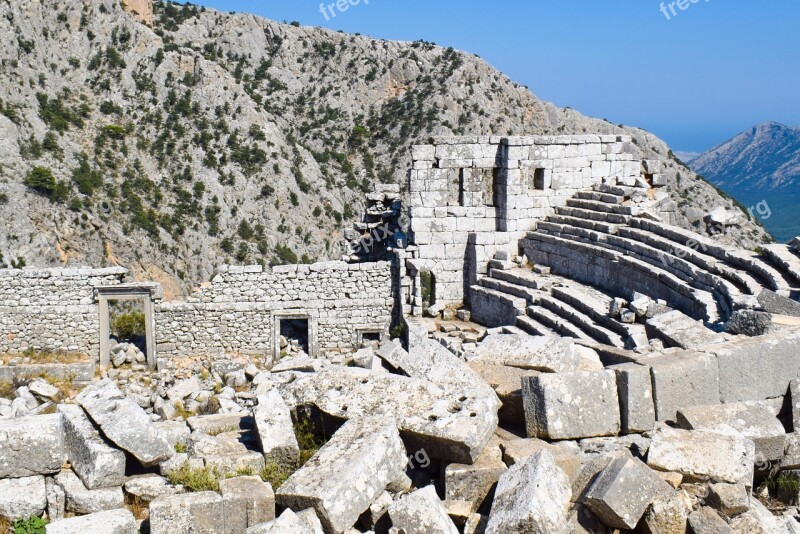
[762,244,800,287]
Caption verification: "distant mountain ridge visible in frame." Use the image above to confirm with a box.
[688,122,800,243]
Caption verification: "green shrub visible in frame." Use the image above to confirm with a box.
[166,464,220,493]
[0,192,8,204]
[13,515,48,534]
[23,167,68,203]
[112,312,145,340]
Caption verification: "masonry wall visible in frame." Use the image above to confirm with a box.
[408,135,641,307]
[154,261,394,361]
[0,267,126,358]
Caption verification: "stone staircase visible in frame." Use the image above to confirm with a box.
[522,185,800,325]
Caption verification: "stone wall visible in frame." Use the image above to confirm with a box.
[0,267,126,358]
[408,135,643,307]
[155,261,394,362]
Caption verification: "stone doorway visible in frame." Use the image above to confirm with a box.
[273,312,317,364]
[95,283,161,369]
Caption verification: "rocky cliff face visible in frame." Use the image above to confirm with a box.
[0,0,771,296]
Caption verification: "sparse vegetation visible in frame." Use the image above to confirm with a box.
[112,312,146,340]
[11,515,47,534]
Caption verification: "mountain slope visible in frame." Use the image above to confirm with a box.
[0,0,771,296]
[691,122,800,192]
[689,122,800,242]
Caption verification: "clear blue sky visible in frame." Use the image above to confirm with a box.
[181,0,800,153]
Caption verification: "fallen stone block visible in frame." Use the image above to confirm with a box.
[704,329,800,403]
[647,427,755,485]
[0,413,64,478]
[522,370,620,440]
[245,509,314,534]
[0,475,46,522]
[123,474,179,502]
[467,334,584,373]
[186,414,255,435]
[758,289,800,318]
[153,420,191,448]
[57,404,126,489]
[444,441,507,515]
[486,450,572,534]
[644,350,720,422]
[687,506,732,533]
[279,366,499,464]
[254,389,300,463]
[76,379,173,467]
[608,363,656,434]
[389,485,459,534]
[220,475,275,534]
[582,456,671,529]
[641,490,688,534]
[55,469,124,515]
[676,401,786,461]
[500,438,581,483]
[294,509,324,534]
[187,432,265,475]
[729,496,786,533]
[46,477,65,522]
[149,491,224,534]
[706,482,749,518]
[276,417,407,533]
[45,509,137,534]
[464,513,489,534]
[468,360,537,426]
[167,376,201,400]
[569,503,611,534]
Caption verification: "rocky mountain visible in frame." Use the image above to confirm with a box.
[0,0,771,297]
[688,122,800,243]
[691,122,800,192]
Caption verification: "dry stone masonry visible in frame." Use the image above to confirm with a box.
[1,134,800,532]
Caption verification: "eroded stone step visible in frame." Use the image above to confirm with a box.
[543,215,620,234]
[489,268,556,291]
[554,206,631,225]
[565,198,635,215]
[479,277,539,303]
[516,315,556,337]
[572,190,625,205]
[526,305,594,342]
[536,294,625,348]
[469,285,526,328]
[762,245,800,286]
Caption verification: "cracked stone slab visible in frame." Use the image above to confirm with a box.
[57,404,125,490]
[0,475,47,522]
[149,492,225,534]
[45,509,137,534]
[388,485,459,534]
[254,389,300,463]
[0,413,64,478]
[279,366,499,464]
[76,378,173,467]
[467,333,583,373]
[54,469,124,515]
[276,417,407,534]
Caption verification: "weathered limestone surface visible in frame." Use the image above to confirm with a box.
[645,350,720,422]
[280,366,498,463]
[676,401,786,461]
[76,379,173,467]
[254,390,300,463]
[54,469,124,515]
[57,404,126,489]
[647,427,755,485]
[582,457,670,529]
[486,450,572,534]
[609,363,656,434]
[149,492,225,534]
[501,438,581,483]
[0,475,47,521]
[45,509,137,534]
[245,509,315,534]
[466,334,584,373]
[219,475,276,534]
[0,413,64,478]
[444,441,507,514]
[523,370,620,440]
[388,486,459,534]
[276,417,407,534]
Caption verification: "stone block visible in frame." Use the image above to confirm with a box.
[389,485,459,534]
[728,496,786,532]
[468,334,583,373]
[467,360,536,427]
[687,507,732,533]
[54,469,124,515]
[45,509,137,534]
[245,509,314,534]
[123,474,179,502]
[706,482,749,518]
[582,456,670,529]
[0,476,46,522]
[500,438,581,483]
[58,404,126,489]
[149,492,224,534]
[706,330,800,403]
[647,427,755,485]
[522,370,621,440]
[486,450,572,534]
[254,390,300,463]
[220,475,275,534]
[0,413,64,478]
[676,401,786,461]
[641,490,688,534]
[444,442,507,514]
[276,417,407,534]
[609,363,656,434]
[186,414,254,435]
[76,379,173,467]
[46,477,66,522]
[645,351,720,422]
